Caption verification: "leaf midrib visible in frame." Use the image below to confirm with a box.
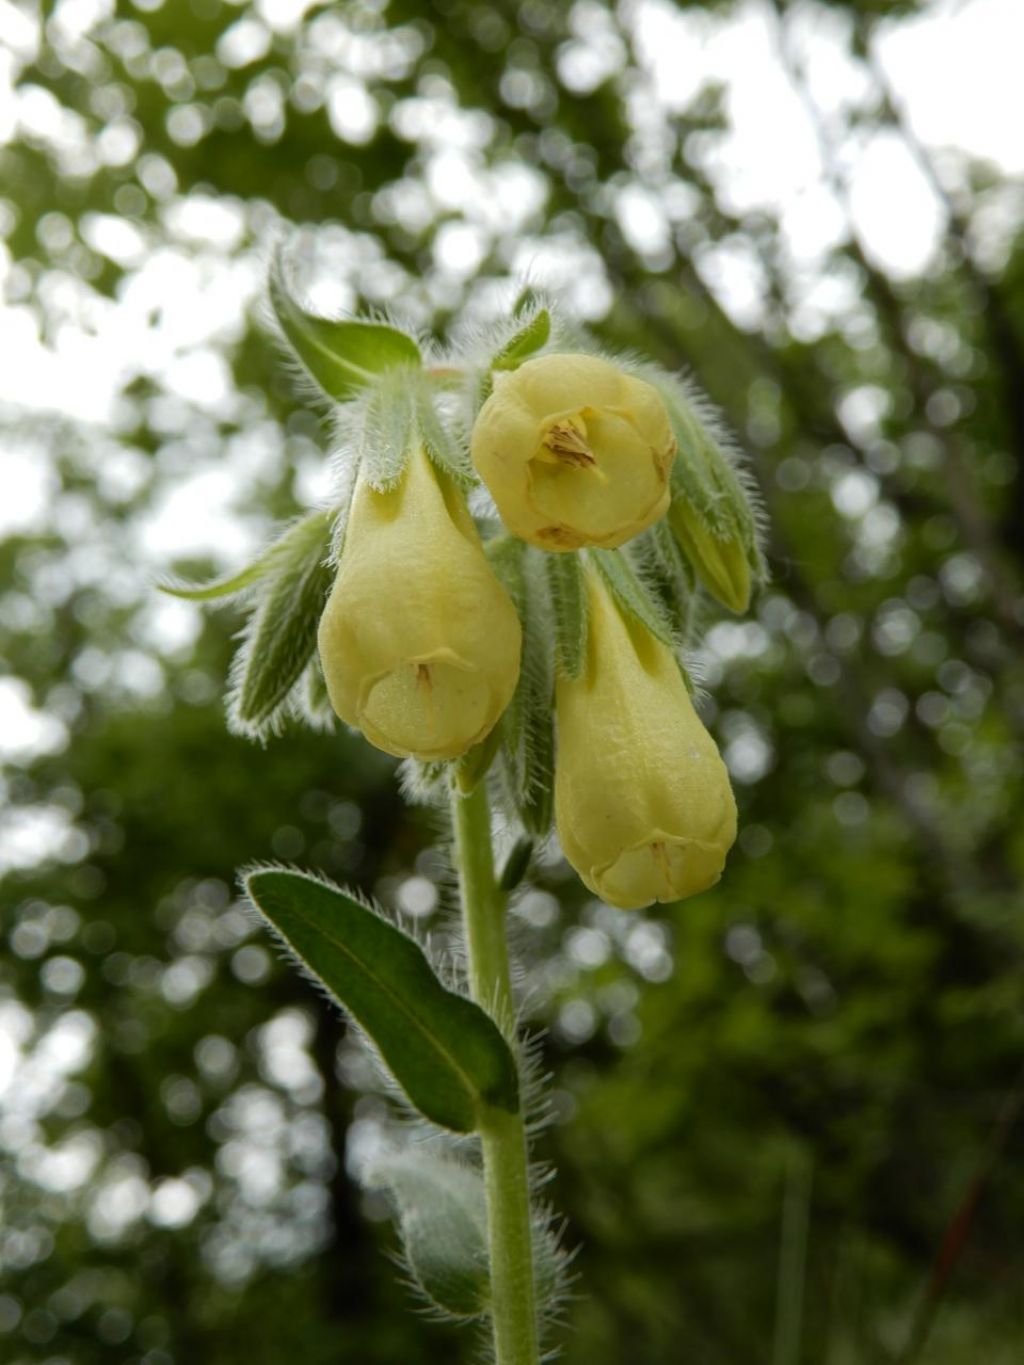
[265,888,499,1118]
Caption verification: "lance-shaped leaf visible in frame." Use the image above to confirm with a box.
[158,522,309,604]
[366,1150,490,1319]
[491,308,551,372]
[490,540,555,837]
[269,248,421,403]
[545,551,587,680]
[158,556,274,604]
[245,869,520,1132]
[291,654,335,733]
[641,519,696,640]
[640,367,767,608]
[590,547,676,648]
[498,837,533,893]
[511,285,542,318]
[356,371,416,488]
[415,382,473,485]
[365,1146,566,1323]
[230,510,334,737]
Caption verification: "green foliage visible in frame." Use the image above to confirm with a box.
[589,548,676,647]
[245,868,520,1132]
[367,1150,491,1319]
[269,248,422,404]
[354,371,417,489]
[414,379,474,485]
[229,510,335,738]
[455,727,502,795]
[545,551,588,680]
[490,309,552,372]
[489,540,556,838]
[498,838,534,894]
[639,368,766,603]
[639,520,697,639]
[159,554,278,604]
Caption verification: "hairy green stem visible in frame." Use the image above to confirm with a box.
[452,781,539,1365]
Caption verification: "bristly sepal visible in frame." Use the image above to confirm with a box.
[487,538,555,839]
[223,509,335,742]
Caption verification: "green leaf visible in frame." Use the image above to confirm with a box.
[490,541,555,838]
[648,370,765,590]
[590,548,676,647]
[643,519,696,639]
[456,725,501,794]
[415,384,472,484]
[367,1150,490,1319]
[269,248,421,403]
[245,869,520,1132]
[498,838,533,893]
[511,285,542,318]
[295,653,335,730]
[545,551,587,680]
[158,518,313,603]
[231,510,334,736]
[491,309,551,372]
[367,1145,567,1323]
[158,556,275,603]
[357,373,415,488]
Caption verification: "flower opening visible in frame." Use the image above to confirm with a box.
[471,353,676,551]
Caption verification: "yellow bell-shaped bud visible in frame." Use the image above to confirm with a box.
[554,572,736,910]
[471,353,676,551]
[669,501,752,615]
[318,446,522,761]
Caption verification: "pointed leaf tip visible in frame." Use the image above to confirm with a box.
[491,309,551,372]
[269,248,421,403]
[245,868,519,1131]
[231,510,335,736]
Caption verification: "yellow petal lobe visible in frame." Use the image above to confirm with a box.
[471,354,676,551]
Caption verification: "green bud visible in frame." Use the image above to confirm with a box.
[668,500,752,615]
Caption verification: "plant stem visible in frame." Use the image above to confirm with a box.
[452,780,539,1365]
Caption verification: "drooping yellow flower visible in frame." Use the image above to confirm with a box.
[554,571,736,910]
[669,501,752,615]
[318,446,521,761]
[471,353,676,551]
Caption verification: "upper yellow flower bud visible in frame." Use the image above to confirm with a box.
[318,446,522,761]
[471,353,676,551]
[669,501,751,615]
[554,573,736,910]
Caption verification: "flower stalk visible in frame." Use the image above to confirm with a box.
[452,781,539,1365]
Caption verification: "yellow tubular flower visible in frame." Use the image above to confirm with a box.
[555,573,736,910]
[317,446,522,761]
[471,353,676,551]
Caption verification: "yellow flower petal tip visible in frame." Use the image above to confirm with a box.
[317,446,522,761]
[471,353,676,551]
[554,574,737,910]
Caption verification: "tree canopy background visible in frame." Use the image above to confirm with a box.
[1,1,1023,1361]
